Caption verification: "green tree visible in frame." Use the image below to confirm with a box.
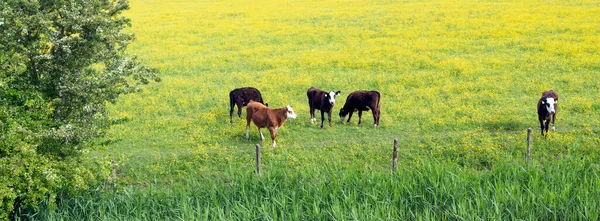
[0,0,159,218]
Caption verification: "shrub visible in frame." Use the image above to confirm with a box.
[0,0,159,218]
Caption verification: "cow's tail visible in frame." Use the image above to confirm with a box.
[257,92,267,107]
[229,91,235,111]
[375,91,381,110]
[229,91,235,123]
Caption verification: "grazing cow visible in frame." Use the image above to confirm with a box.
[229,87,266,124]
[339,90,381,128]
[537,90,559,136]
[245,101,297,148]
[307,87,341,128]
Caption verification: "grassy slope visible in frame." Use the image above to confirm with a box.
[46,0,600,219]
[97,0,600,178]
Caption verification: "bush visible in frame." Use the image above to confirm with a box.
[0,0,159,218]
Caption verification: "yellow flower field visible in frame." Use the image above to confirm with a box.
[100,0,600,172]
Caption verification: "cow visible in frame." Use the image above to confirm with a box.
[537,90,558,136]
[307,87,341,129]
[245,101,297,148]
[339,90,381,128]
[229,87,266,124]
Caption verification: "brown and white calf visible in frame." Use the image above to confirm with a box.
[307,87,340,128]
[537,90,559,136]
[245,101,297,148]
[230,87,266,124]
[339,90,381,128]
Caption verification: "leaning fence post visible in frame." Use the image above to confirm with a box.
[256,144,261,176]
[527,128,532,163]
[393,138,398,172]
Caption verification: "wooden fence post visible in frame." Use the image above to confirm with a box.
[256,144,261,176]
[393,138,398,172]
[527,128,532,163]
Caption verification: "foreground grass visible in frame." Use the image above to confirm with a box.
[28,158,600,220]
[18,0,600,219]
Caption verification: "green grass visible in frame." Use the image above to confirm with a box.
[28,159,600,220]
[22,0,600,219]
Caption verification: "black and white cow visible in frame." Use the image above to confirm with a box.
[339,90,381,128]
[307,87,340,128]
[229,87,266,124]
[537,90,558,136]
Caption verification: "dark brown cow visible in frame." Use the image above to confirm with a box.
[229,87,266,124]
[339,90,381,128]
[307,87,341,128]
[245,101,297,148]
[537,90,559,136]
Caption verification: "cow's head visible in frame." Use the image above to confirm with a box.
[339,108,349,122]
[286,105,297,119]
[324,91,341,104]
[541,97,557,114]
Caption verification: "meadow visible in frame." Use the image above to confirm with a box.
[25,0,600,220]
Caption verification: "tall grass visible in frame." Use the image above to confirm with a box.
[29,158,599,220]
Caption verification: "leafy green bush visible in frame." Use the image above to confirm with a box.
[0,0,158,218]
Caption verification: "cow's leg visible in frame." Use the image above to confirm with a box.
[245,124,250,139]
[258,128,265,141]
[310,107,316,124]
[245,111,252,139]
[551,113,556,131]
[347,111,353,123]
[268,127,277,148]
[327,110,332,127]
[320,110,325,129]
[237,102,243,118]
[373,109,379,128]
[539,119,545,136]
[358,110,363,124]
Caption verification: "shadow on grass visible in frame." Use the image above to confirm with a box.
[98,138,123,147]
[479,120,530,132]
[112,117,131,125]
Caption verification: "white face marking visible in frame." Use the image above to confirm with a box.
[327,91,337,104]
[340,116,345,123]
[286,105,297,119]
[545,98,556,113]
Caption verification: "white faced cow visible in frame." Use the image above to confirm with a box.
[307,87,341,128]
[229,87,266,124]
[537,90,559,136]
[245,101,297,148]
[339,90,381,128]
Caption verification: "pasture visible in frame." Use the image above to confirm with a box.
[30,0,600,220]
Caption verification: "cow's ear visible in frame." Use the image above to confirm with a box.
[336,91,341,95]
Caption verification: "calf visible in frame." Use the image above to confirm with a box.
[229,87,266,124]
[537,90,559,136]
[245,101,297,148]
[339,90,381,128]
[307,87,341,128]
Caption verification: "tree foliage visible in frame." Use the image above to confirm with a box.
[0,0,159,218]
